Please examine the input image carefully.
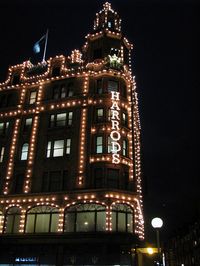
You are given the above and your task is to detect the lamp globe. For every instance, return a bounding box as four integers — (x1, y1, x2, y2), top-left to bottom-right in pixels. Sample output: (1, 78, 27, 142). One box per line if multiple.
(151, 217, 163, 229)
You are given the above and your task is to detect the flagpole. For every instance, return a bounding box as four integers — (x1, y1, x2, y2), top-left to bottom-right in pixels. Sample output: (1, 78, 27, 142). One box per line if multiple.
(42, 29, 49, 63)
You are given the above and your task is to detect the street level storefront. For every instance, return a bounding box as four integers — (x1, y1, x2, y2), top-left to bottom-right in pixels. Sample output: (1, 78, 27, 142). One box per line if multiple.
(0, 233, 138, 265)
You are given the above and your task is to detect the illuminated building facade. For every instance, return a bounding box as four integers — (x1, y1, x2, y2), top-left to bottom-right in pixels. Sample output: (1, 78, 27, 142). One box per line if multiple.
(0, 2, 144, 265)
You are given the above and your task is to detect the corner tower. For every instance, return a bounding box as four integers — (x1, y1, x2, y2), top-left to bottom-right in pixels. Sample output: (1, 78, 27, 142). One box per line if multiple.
(83, 2, 131, 67)
(0, 2, 144, 265)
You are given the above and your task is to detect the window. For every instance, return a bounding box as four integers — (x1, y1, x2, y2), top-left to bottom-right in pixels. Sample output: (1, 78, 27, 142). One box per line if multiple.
(4, 207, 21, 234)
(42, 171, 68, 192)
(0, 94, 15, 108)
(122, 112, 128, 127)
(53, 87, 60, 99)
(64, 204, 106, 233)
(25, 206, 59, 233)
(53, 83, 74, 100)
(52, 66, 61, 77)
(6, 95, 13, 107)
(67, 85, 74, 97)
(47, 142, 52, 158)
(42, 172, 49, 192)
(61, 85, 67, 98)
(0, 121, 9, 135)
(66, 139, 71, 154)
(94, 168, 103, 188)
(108, 136, 119, 154)
(13, 174, 24, 194)
(0, 92, 17, 108)
(47, 139, 71, 158)
(50, 114, 57, 127)
(123, 171, 129, 190)
(56, 113, 67, 126)
(107, 169, 119, 189)
(21, 143, 29, 160)
(111, 204, 133, 233)
(68, 111, 73, 125)
(0, 95, 6, 108)
(50, 113, 66, 127)
(108, 21, 112, 28)
(29, 91, 37, 104)
(96, 108, 104, 122)
(122, 139, 128, 157)
(53, 85, 67, 99)
(96, 136, 103, 154)
(11, 73, 20, 85)
(96, 79, 103, 94)
(108, 109, 111, 121)
(108, 136, 112, 153)
(49, 171, 62, 192)
(108, 80, 118, 92)
(24, 118, 32, 132)
(50, 112, 73, 128)
(0, 147, 5, 163)
(53, 140, 64, 157)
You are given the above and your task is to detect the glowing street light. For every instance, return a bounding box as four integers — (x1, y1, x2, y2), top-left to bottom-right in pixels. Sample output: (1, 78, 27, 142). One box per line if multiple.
(146, 247, 154, 255)
(151, 217, 163, 229)
(151, 217, 163, 265)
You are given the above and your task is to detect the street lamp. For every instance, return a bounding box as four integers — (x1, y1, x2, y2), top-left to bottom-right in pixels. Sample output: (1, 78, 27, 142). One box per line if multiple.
(151, 217, 163, 265)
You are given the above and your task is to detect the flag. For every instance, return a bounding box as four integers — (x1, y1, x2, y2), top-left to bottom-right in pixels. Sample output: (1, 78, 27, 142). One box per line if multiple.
(33, 30, 49, 62)
(33, 34, 46, 54)
(33, 42, 41, 53)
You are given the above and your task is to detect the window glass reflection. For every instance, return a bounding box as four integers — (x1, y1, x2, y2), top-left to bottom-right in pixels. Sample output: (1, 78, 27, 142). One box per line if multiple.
(4, 207, 21, 234)
(111, 204, 133, 233)
(64, 204, 106, 233)
(77, 212, 95, 232)
(25, 206, 59, 233)
(35, 214, 50, 233)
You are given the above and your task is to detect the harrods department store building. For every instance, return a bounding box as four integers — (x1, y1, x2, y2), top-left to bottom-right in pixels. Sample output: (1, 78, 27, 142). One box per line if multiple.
(0, 2, 144, 265)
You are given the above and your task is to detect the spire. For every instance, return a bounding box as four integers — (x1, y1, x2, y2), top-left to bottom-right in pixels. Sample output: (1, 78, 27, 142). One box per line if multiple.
(93, 2, 121, 32)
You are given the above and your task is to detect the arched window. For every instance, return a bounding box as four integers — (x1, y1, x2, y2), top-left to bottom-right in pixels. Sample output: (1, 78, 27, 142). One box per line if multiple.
(25, 206, 59, 233)
(111, 204, 133, 233)
(64, 203, 106, 233)
(21, 143, 29, 160)
(4, 207, 21, 234)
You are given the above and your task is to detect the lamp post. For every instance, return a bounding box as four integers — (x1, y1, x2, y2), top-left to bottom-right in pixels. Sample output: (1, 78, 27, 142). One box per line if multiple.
(151, 217, 163, 265)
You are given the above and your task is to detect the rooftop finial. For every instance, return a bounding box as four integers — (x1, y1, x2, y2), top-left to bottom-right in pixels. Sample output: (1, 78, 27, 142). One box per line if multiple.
(93, 2, 121, 32)
(103, 2, 112, 11)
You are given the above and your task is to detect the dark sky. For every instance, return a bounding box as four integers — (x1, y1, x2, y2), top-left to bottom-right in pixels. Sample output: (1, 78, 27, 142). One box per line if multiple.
(0, 0, 199, 243)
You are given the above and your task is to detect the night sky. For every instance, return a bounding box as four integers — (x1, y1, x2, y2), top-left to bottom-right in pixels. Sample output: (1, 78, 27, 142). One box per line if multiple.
(0, 0, 199, 244)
